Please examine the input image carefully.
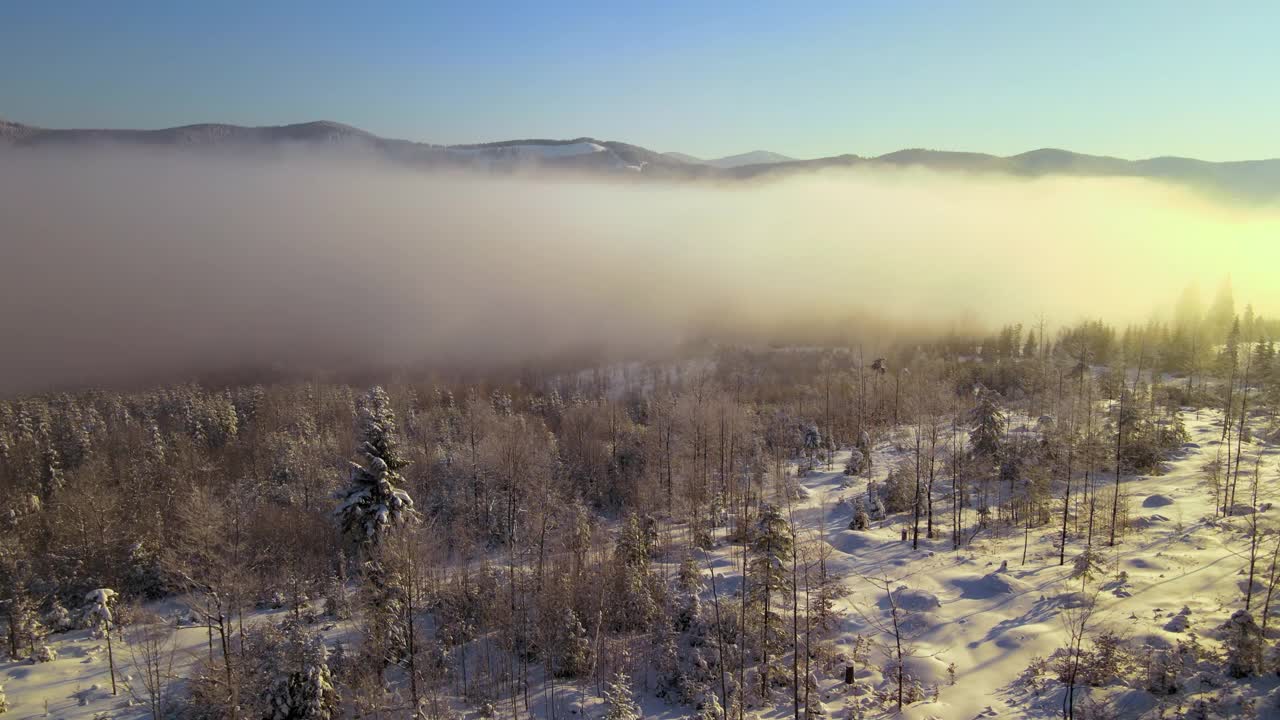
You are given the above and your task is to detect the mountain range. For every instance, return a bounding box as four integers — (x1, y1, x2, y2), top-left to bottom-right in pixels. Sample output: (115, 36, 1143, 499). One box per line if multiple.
(3, 117, 1278, 201)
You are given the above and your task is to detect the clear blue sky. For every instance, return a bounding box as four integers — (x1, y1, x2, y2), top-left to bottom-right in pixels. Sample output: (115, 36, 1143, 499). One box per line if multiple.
(3, 1, 1277, 160)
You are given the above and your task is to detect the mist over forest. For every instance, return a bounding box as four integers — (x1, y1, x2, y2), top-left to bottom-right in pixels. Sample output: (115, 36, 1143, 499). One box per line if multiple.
(5, 139, 1280, 720)
(3, 146, 1278, 395)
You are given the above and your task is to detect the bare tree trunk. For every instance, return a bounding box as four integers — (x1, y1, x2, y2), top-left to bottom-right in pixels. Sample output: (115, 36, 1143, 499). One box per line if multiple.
(1261, 534, 1280, 632)
(1245, 456, 1263, 610)
(106, 618, 118, 696)
(702, 549, 729, 720)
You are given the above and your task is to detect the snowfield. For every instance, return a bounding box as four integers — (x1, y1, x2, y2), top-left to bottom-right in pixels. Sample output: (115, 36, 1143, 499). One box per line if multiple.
(4, 409, 1278, 719)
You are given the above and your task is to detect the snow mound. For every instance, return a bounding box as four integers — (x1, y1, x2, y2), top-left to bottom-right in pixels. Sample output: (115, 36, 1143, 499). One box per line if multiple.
(891, 586, 941, 612)
(1109, 688, 1160, 717)
(1125, 556, 1169, 572)
(829, 530, 878, 555)
(1142, 494, 1175, 508)
(952, 571, 1032, 599)
(898, 610, 941, 635)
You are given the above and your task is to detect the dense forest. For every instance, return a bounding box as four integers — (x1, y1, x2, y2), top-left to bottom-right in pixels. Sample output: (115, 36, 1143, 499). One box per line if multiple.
(3, 280, 1280, 719)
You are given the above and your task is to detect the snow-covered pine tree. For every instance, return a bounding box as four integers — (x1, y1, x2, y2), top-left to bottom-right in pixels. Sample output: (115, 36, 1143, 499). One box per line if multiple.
(44, 599, 73, 633)
(248, 618, 340, 720)
(556, 607, 592, 678)
(844, 448, 865, 476)
(37, 425, 63, 502)
(84, 588, 118, 693)
(849, 497, 871, 531)
(602, 668, 641, 720)
(83, 587, 118, 636)
(749, 503, 793, 697)
(335, 386, 417, 551)
(6, 593, 47, 659)
(611, 514, 661, 631)
(969, 387, 1005, 461)
(696, 688, 723, 720)
(864, 482, 886, 521)
(1223, 609, 1264, 677)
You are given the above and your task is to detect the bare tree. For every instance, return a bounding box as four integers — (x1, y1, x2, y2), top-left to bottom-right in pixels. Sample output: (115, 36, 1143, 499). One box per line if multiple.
(122, 608, 179, 720)
(1058, 590, 1101, 720)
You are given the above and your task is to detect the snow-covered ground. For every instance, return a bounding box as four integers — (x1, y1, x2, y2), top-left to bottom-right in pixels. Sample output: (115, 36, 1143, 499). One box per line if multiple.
(5, 409, 1277, 719)
(772, 409, 1280, 718)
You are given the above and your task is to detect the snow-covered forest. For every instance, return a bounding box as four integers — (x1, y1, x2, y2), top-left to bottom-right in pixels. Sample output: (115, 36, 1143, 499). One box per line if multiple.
(4, 282, 1280, 719)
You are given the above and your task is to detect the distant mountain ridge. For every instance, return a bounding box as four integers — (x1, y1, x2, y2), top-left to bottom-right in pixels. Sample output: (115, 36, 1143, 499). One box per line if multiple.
(662, 149, 798, 168)
(4, 118, 1278, 201)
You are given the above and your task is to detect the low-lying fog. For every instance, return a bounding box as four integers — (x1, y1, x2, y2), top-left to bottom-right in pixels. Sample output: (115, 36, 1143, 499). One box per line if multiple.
(2, 148, 1277, 394)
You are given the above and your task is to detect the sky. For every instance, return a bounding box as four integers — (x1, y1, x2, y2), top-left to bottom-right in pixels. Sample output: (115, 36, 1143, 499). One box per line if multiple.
(2, 1, 1278, 161)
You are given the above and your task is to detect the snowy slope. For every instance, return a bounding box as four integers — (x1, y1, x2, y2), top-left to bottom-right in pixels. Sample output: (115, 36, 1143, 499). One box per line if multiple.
(771, 409, 1280, 718)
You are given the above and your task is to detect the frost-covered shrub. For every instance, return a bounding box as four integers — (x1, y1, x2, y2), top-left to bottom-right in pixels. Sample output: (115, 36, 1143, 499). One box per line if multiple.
(30, 643, 57, 663)
(44, 600, 74, 634)
(1081, 630, 1133, 686)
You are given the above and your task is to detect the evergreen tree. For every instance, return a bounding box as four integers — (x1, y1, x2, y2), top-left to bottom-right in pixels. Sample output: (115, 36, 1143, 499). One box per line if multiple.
(1223, 609, 1264, 677)
(849, 498, 871, 531)
(749, 503, 793, 696)
(334, 386, 416, 550)
(969, 388, 1005, 462)
(611, 514, 661, 631)
(247, 618, 340, 720)
(602, 668, 641, 720)
(555, 608, 592, 678)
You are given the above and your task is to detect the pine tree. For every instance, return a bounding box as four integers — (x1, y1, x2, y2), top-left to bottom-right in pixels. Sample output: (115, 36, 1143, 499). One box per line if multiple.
(44, 599, 73, 633)
(849, 498, 871, 531)
(249, 618, 340, 720)
(602, 669, 641, 720)
(555, 608, 591, 678)
(1223, 609, 1264, 677)
(84, 588, 118, 694)
(969, 388, 1004, 461)
(611, 514, 660, 631)
(749, 503, 793, 697)
(7, 593, 48, 659)
(334, 386, 416, 550)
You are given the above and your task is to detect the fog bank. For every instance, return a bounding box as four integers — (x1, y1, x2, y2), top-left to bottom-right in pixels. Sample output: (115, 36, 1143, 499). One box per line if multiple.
(2, 149, 1278, 394)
